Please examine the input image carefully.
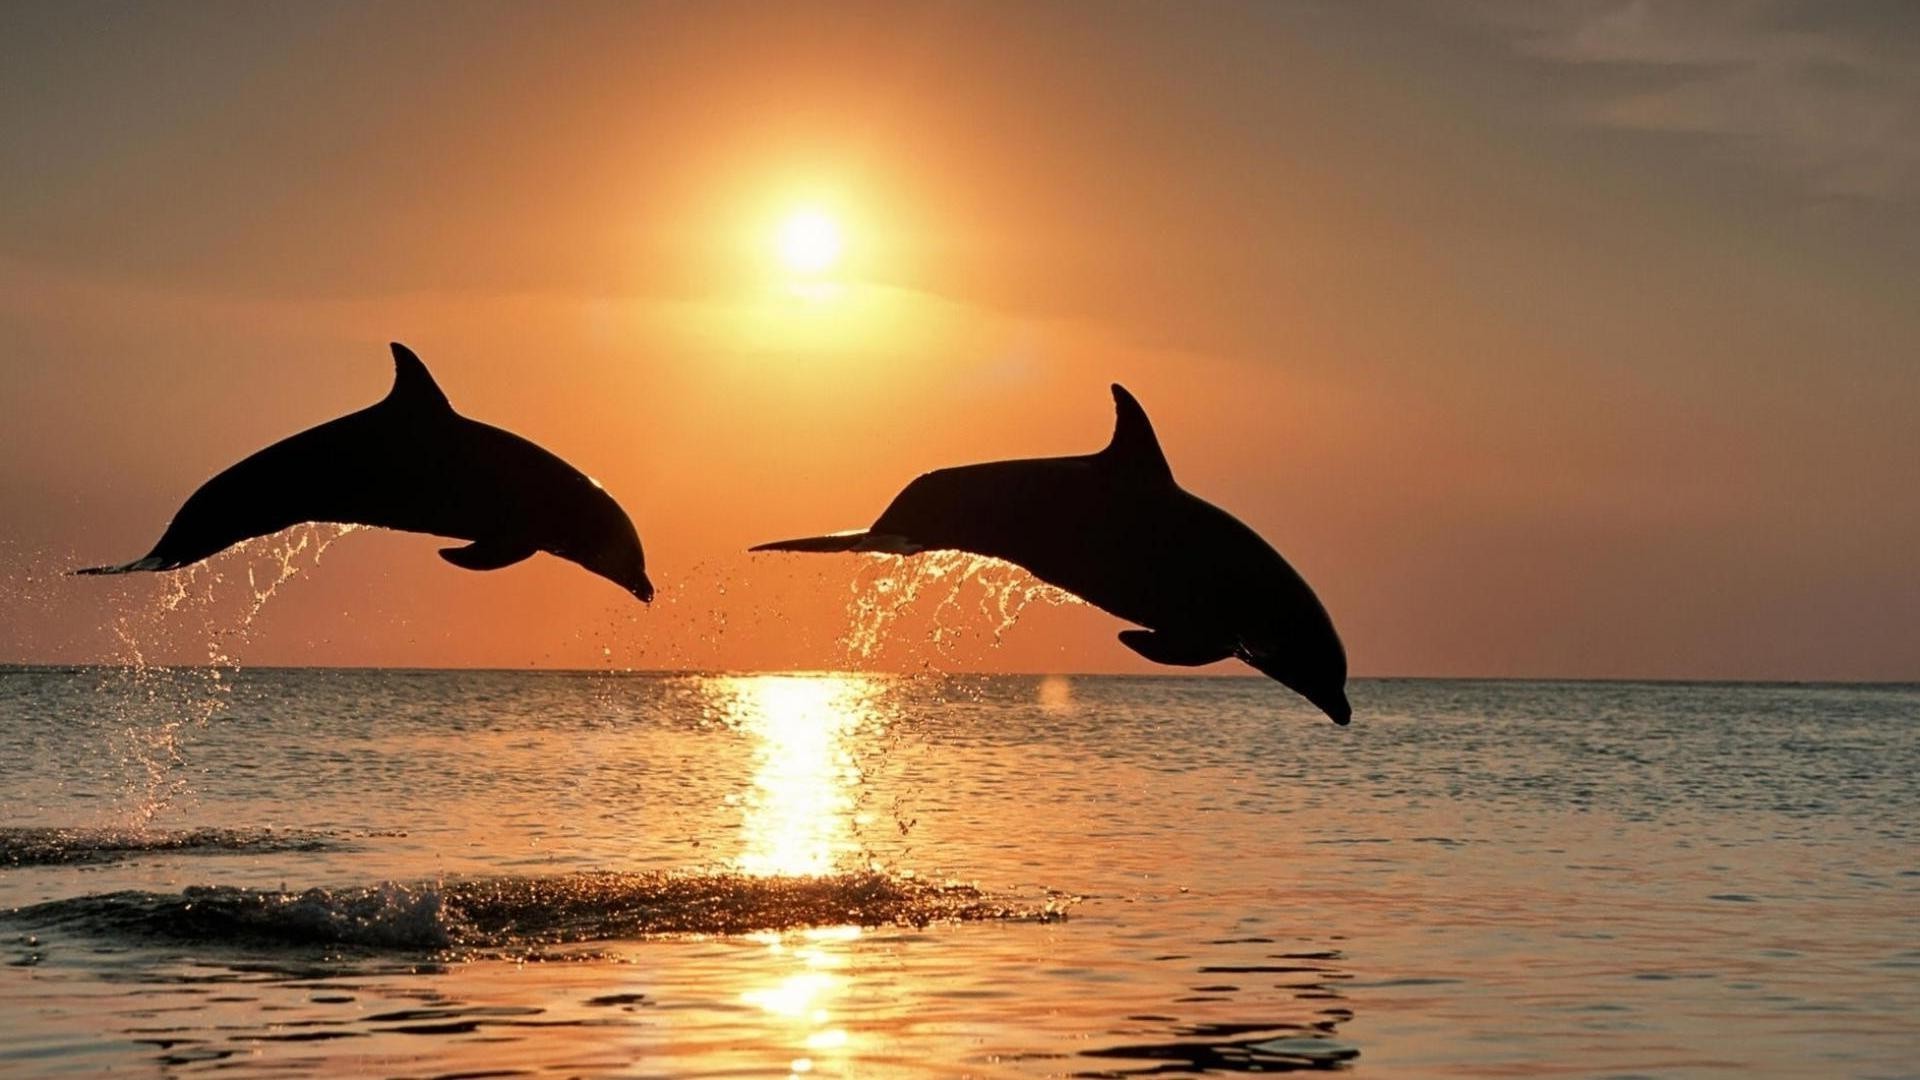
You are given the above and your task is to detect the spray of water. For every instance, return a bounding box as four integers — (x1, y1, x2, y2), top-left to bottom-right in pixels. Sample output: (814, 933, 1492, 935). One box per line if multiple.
(96, 525, 359, 825)
(840, 551, 1081, 665)
(827, 552, 1083, 874)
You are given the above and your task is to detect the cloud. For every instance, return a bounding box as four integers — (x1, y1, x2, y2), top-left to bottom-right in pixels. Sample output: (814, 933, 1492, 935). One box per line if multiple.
(1484, 0, 1920, 199)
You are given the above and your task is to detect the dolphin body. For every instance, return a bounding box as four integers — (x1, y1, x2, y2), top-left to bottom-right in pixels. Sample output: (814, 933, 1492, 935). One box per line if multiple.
(751, 386, 1349, 724)
(78, 343, 654, 603)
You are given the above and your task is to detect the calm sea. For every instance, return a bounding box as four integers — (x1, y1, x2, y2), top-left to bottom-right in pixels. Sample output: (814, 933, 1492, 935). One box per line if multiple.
(0, 668, 1915, 1078)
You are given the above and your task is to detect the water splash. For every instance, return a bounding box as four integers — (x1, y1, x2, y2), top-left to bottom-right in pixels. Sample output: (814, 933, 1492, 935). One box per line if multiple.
(840, 551, 1081, 664)
(826, 560, 1082, 875)
(5, 871, 1073, 955)
(94, 525, 359, 824)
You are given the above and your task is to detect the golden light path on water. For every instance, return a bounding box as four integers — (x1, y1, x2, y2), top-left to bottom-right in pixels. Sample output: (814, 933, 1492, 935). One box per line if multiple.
(707, 673, 887, 1076)
(715, 674, 880, 877)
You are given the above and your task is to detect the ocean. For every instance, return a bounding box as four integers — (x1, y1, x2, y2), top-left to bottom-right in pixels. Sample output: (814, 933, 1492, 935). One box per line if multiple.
(1, 667, 1915, 1078)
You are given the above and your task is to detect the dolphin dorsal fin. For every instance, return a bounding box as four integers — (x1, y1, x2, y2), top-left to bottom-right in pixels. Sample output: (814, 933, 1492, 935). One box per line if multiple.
(385, 342, 453, 413)
(1102, 384, 1173, 483)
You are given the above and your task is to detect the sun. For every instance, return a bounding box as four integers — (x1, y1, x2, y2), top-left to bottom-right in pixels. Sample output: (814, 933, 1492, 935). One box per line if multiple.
(776, 209, 843, 274)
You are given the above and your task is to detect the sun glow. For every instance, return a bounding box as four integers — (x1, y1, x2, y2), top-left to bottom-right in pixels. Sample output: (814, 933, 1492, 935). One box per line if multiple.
(776, 209, 844, 274)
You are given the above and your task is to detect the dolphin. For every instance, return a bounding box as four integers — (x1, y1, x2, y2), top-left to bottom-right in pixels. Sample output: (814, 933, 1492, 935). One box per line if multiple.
(751, 386, 1349, 724)
(77, 343, 654, 602)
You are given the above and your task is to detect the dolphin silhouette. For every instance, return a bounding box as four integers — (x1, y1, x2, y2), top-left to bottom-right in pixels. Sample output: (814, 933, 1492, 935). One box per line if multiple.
(77, 343, 654, 602)
(751, 386, 1349, 724)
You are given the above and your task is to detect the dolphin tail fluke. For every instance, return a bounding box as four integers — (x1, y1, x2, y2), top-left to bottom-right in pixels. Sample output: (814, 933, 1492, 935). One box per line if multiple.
(750, 530, 922, 555)
(750, 530, 873, 553)
(73, 555, 173, 576)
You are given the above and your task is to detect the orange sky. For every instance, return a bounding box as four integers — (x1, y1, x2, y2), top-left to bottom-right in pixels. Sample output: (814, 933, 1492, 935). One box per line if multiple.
(3, 2, 1917, 678)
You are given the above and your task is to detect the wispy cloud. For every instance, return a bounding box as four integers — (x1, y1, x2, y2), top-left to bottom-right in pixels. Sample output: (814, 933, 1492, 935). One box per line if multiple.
(1483, 0, 1920, 199)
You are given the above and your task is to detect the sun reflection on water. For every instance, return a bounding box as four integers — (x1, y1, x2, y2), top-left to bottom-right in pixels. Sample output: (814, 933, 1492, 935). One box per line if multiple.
(704, 676, 883, 1075)
(707, 674, 883, 877)
(738, 924, 863, 1076)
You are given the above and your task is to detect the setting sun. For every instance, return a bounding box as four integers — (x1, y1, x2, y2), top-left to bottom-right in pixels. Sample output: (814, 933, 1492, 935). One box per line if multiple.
(777, 209, 844, 274)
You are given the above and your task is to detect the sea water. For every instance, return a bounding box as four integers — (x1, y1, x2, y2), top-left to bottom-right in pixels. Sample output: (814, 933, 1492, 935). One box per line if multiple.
(0, 668, 1915, 1077)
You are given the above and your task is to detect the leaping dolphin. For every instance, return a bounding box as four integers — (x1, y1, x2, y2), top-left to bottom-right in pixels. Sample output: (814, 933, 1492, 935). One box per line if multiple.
(78, 343, 654, 603)
(751, 386, 1349, 724)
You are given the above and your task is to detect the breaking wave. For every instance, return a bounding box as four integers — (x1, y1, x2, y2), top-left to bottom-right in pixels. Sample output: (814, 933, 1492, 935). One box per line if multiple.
(5, 871, 1071, 954)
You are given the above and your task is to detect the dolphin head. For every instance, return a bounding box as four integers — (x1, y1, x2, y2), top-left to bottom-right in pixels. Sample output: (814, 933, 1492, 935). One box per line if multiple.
(1266, 655, 1350, 726)
(1240, 612, 1351, 726)
(554, 481, 654, 603)
(581, 530, 654, 604)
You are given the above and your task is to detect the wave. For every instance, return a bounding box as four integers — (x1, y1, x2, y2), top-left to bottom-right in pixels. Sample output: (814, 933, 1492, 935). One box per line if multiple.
(0, 826, 341, 868)
(4, 871, 1070, 953)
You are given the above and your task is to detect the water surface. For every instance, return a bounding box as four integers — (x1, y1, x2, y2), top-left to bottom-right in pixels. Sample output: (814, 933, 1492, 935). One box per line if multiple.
(2, 669, 1916, 1077)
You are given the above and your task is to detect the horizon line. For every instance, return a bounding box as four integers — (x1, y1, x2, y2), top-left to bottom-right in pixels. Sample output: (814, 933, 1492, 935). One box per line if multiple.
(0, 662, 1914, 688)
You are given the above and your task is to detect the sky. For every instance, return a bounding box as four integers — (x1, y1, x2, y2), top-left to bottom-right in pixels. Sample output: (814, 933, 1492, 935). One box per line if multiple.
(2, 1, 1916, 679)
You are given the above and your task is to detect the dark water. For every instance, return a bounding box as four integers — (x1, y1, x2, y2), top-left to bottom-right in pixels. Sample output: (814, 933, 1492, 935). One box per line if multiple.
(1, 668, 1916, 1077)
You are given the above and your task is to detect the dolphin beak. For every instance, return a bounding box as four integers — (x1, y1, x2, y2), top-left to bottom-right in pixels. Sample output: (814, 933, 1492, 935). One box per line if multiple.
(631, 573, 655, 604)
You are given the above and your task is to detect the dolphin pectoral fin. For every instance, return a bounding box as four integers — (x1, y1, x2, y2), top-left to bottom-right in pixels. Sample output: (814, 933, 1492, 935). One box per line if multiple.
(438, 539, 538, 572)
(1117, 629, 1235, 667)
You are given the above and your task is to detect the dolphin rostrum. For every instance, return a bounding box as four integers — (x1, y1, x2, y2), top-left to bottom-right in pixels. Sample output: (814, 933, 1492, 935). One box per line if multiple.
(78, 343, 654, 602)
(751, 386, 1349, 723)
